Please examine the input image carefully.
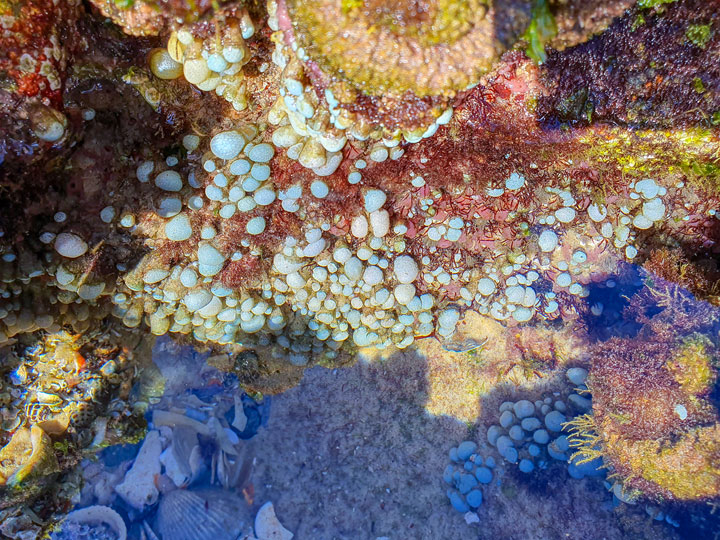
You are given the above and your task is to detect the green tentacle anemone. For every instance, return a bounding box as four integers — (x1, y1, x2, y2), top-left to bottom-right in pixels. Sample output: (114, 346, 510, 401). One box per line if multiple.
(287, 0, 503, 99)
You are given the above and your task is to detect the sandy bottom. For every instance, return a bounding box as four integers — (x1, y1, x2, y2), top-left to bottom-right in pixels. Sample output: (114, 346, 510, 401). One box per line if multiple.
(248, 348, 678, 540)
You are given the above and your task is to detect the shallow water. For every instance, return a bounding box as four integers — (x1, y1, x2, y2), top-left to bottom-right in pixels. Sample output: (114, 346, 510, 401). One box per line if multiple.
(49, 265, 720, 540)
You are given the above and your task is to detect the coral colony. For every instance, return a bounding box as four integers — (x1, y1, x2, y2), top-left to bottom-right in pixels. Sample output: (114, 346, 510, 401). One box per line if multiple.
(0, 0, 719, 537)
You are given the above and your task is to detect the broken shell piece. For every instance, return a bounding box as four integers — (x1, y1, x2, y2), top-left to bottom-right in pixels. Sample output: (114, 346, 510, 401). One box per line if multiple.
(58, 505, 127, 540)
(0, 425, 59, 486)
(115, 430, 162, 510)
(254, 502, 294, 540)
(37, 411, 71, 436)
(160, 426, 203, 488)
(232, 396, 248, 432)
(171, 425, 201, 474)
(160, 447, 189, 489)
(152, 409, 212, 436)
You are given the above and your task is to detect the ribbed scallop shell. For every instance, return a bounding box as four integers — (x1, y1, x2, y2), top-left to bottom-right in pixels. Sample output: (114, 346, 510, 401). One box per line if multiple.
(156, 488, 251, 540)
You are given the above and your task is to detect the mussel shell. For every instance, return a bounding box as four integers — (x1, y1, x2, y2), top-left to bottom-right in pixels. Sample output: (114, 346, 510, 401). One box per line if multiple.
(156, 488, 251, 540)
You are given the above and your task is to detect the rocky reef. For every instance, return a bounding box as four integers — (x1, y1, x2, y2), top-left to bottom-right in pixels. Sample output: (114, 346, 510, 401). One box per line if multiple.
(1, 0, 719, 536)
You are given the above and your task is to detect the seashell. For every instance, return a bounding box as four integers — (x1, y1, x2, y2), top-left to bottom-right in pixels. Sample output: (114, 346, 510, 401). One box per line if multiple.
(1, 511, 43, 539)
(25, 402, 54, 424)
(35, 390, 63, 405)
(171, 426, 199, 476)
(216, 449, 238, 489)
(54, 505, 127, 540)
(232, 396, 248, 432)
(2, 413, 22, 432)
(0, 425, 59, 486)
(37, 410, 71, 436)
(115, 430, 162, 510)
(254, 502, 293, 540)
(141, 520, 160, 540)
(156, 488, 252, 540)
(68, 400, 96, 427)
(160, 427, 203, 489)
(152, 409, 212, 436)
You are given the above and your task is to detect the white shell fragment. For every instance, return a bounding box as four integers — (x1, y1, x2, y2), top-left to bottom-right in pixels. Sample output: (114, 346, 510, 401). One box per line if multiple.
(115, 430, 162, 510)
(255, 502, 294, 540)
(62, 506, 127, 540)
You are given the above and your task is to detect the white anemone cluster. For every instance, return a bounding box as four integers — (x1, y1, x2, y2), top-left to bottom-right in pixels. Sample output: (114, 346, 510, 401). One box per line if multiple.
(265, 28, 452, 174)
(151, 17, 256, 112)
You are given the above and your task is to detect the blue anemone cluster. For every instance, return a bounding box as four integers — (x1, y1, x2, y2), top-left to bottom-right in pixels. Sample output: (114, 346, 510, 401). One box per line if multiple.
(443, 441, 496, 513)
(486, 397, 572, 473)
(443, 369, 609, 516)
(484, 368, 601, 476)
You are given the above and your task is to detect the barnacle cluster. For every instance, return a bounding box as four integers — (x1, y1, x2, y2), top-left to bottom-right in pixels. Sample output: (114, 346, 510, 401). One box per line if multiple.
(1, 0, 720, 531)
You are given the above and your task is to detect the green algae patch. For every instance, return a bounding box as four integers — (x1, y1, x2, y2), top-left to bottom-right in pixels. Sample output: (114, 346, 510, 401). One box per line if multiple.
(667, 335, 718, 396)
(686, 24, 712, 49)
(693, 76, 706, 94)
(631, 14, 646, 32)
(341, 0, 362, 13)
(628, 426, 720, 501)
(637, 0, 677, 8)
(522, 0, 557, 64)
(575, 127, 720, 196)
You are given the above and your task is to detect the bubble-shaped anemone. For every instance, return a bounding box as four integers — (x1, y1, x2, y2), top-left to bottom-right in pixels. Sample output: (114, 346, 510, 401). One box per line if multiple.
(283, 0, 507, 128)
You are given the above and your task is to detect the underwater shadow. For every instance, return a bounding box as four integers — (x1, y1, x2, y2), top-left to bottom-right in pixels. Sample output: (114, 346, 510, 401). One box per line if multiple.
(245, 345, 680, 540)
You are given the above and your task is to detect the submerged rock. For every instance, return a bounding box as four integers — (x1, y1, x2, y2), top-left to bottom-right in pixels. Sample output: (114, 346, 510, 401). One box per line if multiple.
(0, 425, 59, 487)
